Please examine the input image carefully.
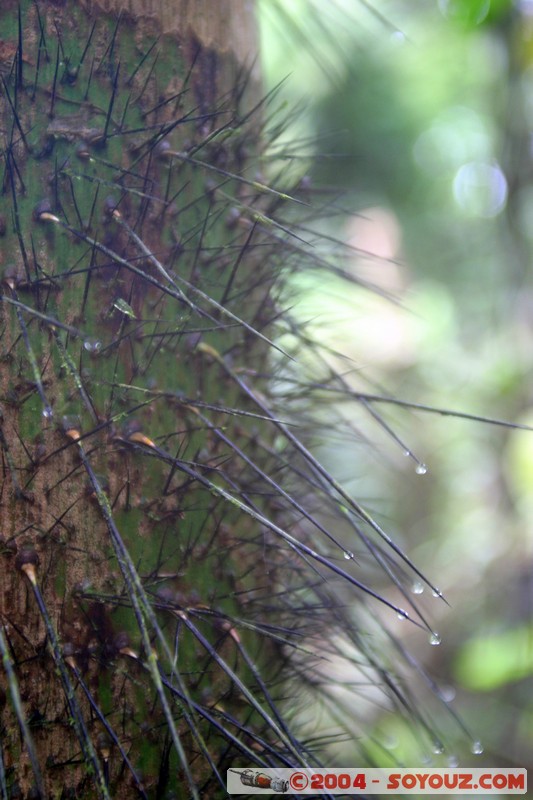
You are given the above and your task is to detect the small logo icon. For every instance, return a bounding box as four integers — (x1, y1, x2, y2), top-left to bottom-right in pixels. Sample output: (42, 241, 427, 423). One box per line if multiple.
(229, 769, 289, 793)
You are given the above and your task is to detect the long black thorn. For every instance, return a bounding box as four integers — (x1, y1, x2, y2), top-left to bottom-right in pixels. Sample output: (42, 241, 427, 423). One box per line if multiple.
(28, 237, 45, 311)
(50, 155, 61, 220)
(44, 495, 81, 538)
(0, 746, 7, 800)
(127, 436, 428, 627)
(6, 169, 29, 283)
(154, 664, 274, 767)
(387, 627, 475, 741)
(112, 213, 294, 360)
(160, 146, 308, 207)
(103, 61, 120, 144)
(52, 329, 98, 422)
(126, 38, 159, 86)
(84, 56, 95, 101)
(0, 294, 90, 340)
(191, 405, 360, 564)
(162, 153, 176, 207)
(15, 555, 110, 799)
(233, 56, 259, 109)
(153, 679, 227, 794)
(116, 109, 224, 164)
(187, 114, 245, 158)
(87, 182, 101, 232)
(132, 48, 159, 105)
(189, 191, 213, 280)
(62, 158, 158, 196)
(101, 11, 122, 79)
(58, 220, 214, 318)
(357, 526, 440, 630)
(1, 78, 30, 153)
(16, 6, 23, 89)
(220, 222, 257, 307)
(135, 147, 155, 231)
(105, 329, 128, 412)
(287, 376, 533, 434)
(66, 174, 84, 231)
(225, 625, 306, 758)
(102, 328, 149, 370)
(68, 435, 202, 800)
(64, 653, 149, 799)
(118, 88, 132, 132)
(0, 422, 25, 500)
(0, 627, 45, 798)
(211, 348, 446, 601)
(8, 142, 26, 195)
(49, 44, 60, 117)
(142, 88, 189, 119)
(79, 242, 96, 320)
(78, 20, 96, 69)
(54, 215, 282, 370)
(361, 397, 426, 470)
(175, 612, 308, 765)
(52, 19, 66, 62)
(360, 392, 533, 431)
(34, 2, 49, 62)
(233, 74, 292, 133)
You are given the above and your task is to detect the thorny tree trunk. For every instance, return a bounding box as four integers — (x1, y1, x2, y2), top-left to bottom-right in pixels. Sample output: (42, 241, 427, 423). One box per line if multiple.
(0, 2, 278, 797)
(0, 1, 477, 799)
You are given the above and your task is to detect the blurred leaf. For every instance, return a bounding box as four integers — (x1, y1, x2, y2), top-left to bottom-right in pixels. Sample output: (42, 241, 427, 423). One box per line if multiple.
(454, 626, 533, 690)
(505, 412, 533, 507)
(439, 0, 512, 28)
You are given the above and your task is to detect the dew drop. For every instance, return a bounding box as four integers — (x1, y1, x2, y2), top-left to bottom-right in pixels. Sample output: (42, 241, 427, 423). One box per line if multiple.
(397, 612, 406, 621)
(403, 449, 412, 458)
(415, 462, 428, 475)
(382, 734, 399, 751)
(83, 338, 102, 354)
(429, 631, 441, 646)
(448, 755, 459, 768)
(411, 580, 424, 595)
(432, 742, 444, 755)
(42, 405, 53, 419)
(471, 740, 483, 755)
(391, 30, 406, 45)
(343, 550, 354, 561)
(432, 588, 443, 599)
(438, 684, 456, 703)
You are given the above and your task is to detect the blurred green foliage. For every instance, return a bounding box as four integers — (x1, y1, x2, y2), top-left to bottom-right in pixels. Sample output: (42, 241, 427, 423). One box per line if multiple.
(260, 0, 532, 772)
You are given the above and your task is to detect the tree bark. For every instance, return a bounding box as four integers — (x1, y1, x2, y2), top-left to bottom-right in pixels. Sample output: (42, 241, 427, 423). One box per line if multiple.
(0, 2, 284, 797)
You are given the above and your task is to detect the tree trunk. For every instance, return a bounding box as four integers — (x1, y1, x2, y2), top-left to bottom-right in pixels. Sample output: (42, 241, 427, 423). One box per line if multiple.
(0, 2, 284, 797)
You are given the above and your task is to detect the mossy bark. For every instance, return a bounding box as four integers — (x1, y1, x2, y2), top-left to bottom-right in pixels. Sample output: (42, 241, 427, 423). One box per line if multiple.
(0, 2, 289, 797)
